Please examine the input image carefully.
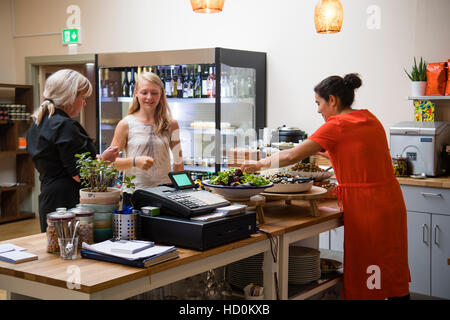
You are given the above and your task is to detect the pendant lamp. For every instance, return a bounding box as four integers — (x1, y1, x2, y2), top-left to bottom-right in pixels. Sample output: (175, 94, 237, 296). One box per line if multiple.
(190, 0, 225, 13)
(314, 0, 343, 34)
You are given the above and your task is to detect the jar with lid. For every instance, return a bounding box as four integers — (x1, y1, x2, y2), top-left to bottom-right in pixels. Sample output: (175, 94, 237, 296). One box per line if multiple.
(70, 204, 94, 248)
(392, 156, 408, 177)
(46, 208, 75, 253)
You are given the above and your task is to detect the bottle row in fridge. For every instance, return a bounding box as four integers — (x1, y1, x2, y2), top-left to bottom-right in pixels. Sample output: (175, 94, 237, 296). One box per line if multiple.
(99, 64, 256, 100)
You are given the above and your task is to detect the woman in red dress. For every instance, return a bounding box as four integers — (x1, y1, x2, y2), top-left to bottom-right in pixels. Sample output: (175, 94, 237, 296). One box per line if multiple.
(241, 73, 411, 300)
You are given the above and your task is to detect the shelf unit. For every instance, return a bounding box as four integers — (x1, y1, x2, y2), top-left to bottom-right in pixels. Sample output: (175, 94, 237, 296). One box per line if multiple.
(408, 96, 450, 100)
(0, 84, 35, 224)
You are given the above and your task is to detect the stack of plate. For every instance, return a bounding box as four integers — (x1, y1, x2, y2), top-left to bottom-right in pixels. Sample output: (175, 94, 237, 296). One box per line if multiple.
(227, 253, 264, 290)
(288, 246, 321, 284)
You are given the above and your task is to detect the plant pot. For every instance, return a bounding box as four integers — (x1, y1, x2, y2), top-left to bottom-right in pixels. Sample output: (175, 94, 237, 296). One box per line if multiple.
(411, 81, 427, 97)
(79, 188, 121, 242)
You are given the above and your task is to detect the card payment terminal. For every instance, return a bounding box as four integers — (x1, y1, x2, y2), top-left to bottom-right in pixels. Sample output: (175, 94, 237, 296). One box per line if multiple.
(132, 171, 230, 218)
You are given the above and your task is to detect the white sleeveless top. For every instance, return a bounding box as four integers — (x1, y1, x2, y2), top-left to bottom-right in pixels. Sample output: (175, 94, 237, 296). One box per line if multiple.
(124, 114, 171, 189)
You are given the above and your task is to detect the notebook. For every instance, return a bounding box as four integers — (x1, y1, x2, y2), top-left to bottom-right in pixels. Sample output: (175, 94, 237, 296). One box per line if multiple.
(0, 250, 38, 264)
(110, 240, 154, 255)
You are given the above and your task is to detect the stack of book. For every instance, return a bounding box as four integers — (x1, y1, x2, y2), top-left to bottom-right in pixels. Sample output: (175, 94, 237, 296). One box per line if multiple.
(80, 240, 179, 268)
(0, 243, 38, 264)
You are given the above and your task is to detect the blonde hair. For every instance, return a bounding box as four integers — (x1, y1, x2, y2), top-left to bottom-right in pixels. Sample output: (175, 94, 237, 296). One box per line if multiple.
(33, 69, 92, 125)
(128, 72, 172, 136)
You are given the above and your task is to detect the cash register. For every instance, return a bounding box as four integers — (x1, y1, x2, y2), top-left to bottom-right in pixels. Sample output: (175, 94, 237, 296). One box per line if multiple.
(132, 171, 257, 251)
(132, 171, 230, 218)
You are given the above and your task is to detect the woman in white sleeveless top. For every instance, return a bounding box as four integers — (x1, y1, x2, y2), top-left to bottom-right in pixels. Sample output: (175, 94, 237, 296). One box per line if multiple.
(111, 72, 184, 189)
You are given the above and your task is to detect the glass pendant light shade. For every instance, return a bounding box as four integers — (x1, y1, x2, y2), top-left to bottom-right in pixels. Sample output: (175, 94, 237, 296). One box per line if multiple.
(314, 0, 343, 34)
(190, 0, 225, 13)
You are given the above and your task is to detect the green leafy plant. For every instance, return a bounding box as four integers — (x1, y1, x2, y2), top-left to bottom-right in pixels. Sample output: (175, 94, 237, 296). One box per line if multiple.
(404, 57, 427, 81)
(75, 152, 135, 192)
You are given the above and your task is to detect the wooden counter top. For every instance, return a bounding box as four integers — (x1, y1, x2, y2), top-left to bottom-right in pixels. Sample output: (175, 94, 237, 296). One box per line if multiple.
(0, 200, 342, 295)
(396, 176, 450, 189)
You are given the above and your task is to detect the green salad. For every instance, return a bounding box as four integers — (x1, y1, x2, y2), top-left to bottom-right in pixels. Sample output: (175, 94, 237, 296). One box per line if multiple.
(208, 168, 270, 187)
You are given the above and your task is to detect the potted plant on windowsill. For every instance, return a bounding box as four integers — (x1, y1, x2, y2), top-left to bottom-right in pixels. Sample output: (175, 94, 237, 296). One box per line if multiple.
(405, 57, 427, 97)
(75, 152, 135, 242)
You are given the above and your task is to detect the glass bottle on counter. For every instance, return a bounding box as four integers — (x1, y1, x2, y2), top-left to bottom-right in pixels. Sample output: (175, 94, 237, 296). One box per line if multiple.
(121, 70, 129, 97)
(70, 205, 94, 248)
(182, 67, 189, 98)
(46, 208, 75, 253)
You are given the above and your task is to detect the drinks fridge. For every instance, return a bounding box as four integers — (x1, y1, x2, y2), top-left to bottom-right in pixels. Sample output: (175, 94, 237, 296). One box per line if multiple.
(96, 48, 267, 178)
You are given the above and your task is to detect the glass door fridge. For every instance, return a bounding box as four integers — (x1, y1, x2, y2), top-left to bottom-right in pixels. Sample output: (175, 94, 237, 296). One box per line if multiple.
(96, 48, 266, 178)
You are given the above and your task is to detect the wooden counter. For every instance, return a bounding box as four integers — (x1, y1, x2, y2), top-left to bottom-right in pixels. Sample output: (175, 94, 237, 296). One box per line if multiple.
(0, 200, 342, 300)
(396, 176, 450, 189)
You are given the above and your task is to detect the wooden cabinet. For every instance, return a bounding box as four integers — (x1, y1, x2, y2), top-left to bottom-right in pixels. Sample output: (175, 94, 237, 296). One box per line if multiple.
(402, 185, 450, 299)
(0, 84, 35, 224)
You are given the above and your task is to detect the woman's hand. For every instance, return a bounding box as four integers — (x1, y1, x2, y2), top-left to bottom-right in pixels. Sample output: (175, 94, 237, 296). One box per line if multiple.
(101, 146, 119, 162)
(135, 156, 154, 170)
(240, 160, 261, 174)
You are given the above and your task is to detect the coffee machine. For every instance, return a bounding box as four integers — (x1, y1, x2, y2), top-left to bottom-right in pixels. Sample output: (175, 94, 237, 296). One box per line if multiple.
(389, 121, 450, 176)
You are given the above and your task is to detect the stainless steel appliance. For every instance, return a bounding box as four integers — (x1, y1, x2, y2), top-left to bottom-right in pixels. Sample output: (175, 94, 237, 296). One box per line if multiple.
(389, 121, 450, 176)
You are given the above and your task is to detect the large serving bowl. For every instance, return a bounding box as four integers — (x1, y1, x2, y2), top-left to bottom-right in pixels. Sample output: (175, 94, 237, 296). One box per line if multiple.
(202, 180, 274, 201)
(264, 180, 313, 194)
(289, 170, 333, 181)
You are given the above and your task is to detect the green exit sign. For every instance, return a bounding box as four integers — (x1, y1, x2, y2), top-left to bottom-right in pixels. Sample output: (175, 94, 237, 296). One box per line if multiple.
(62, 28, 81, 45)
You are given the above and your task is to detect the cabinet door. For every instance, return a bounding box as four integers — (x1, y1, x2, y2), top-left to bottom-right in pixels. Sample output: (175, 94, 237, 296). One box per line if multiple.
(431, 214, 450, 299)
(330, 226, 344, 252)
(407, 211, 431, 295)
(319, 231, 330, 250)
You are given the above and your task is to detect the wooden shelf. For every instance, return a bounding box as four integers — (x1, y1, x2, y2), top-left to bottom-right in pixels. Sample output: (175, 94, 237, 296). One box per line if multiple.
(408, 96, 450, 100)
(288, 273, 343, 300)
(0, 84, 34, 225)
(0, 212, 35, 224)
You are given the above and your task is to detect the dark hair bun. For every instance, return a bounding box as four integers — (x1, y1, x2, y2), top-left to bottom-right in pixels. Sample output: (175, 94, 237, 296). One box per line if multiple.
(343, 73, 362, 90)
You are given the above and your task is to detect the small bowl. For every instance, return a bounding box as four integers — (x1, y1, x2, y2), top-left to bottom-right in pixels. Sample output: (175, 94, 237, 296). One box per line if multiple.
(202, 180, 273, 201)
(289, 170, 333, 181)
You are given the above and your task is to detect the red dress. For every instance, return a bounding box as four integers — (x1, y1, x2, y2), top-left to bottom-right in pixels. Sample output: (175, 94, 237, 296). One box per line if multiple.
(309, 109, 411, 299)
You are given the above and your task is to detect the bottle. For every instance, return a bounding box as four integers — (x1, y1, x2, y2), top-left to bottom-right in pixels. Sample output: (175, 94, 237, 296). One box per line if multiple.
(137, 66, 142, 78)
(159, 66, 165, 86)
(101, 69, 109, 98)
(172, 67, 177, 97)
(128, 68, 136, 97)
(177, 66, 184, 98)
(188, 69, 194, 98)
(201, 65, 209, 98)
(182, 67, 189, 98)
(207, 66, 215, 98)
(165, 68, 172, 97)
(121, 70, 129, 97)
(194, 65, 202, 98)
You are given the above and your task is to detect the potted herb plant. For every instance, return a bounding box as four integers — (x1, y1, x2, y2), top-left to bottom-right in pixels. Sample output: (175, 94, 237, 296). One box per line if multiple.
(405, 57, 427, 97)
(75, 152, 135, 242)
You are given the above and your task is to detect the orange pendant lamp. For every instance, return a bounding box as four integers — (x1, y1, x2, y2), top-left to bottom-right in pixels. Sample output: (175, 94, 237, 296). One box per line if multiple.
(190, 0, 225, 13)
(314, 0, 344, 34)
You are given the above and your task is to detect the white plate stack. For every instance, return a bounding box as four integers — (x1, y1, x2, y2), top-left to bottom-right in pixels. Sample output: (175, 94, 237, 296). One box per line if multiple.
(227, 253, 264, 290)
(288, 246, 321, 284)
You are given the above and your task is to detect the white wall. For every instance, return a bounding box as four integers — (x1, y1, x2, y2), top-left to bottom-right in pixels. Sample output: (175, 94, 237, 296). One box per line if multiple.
(0, 0, 16, 83)
(2, 0, 450, 136)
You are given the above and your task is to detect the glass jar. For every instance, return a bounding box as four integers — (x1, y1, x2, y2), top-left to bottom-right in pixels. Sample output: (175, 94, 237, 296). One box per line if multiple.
(392, 157, 408, 177)
(70, 204, 95, 248)
(46, 208, 75, 253)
